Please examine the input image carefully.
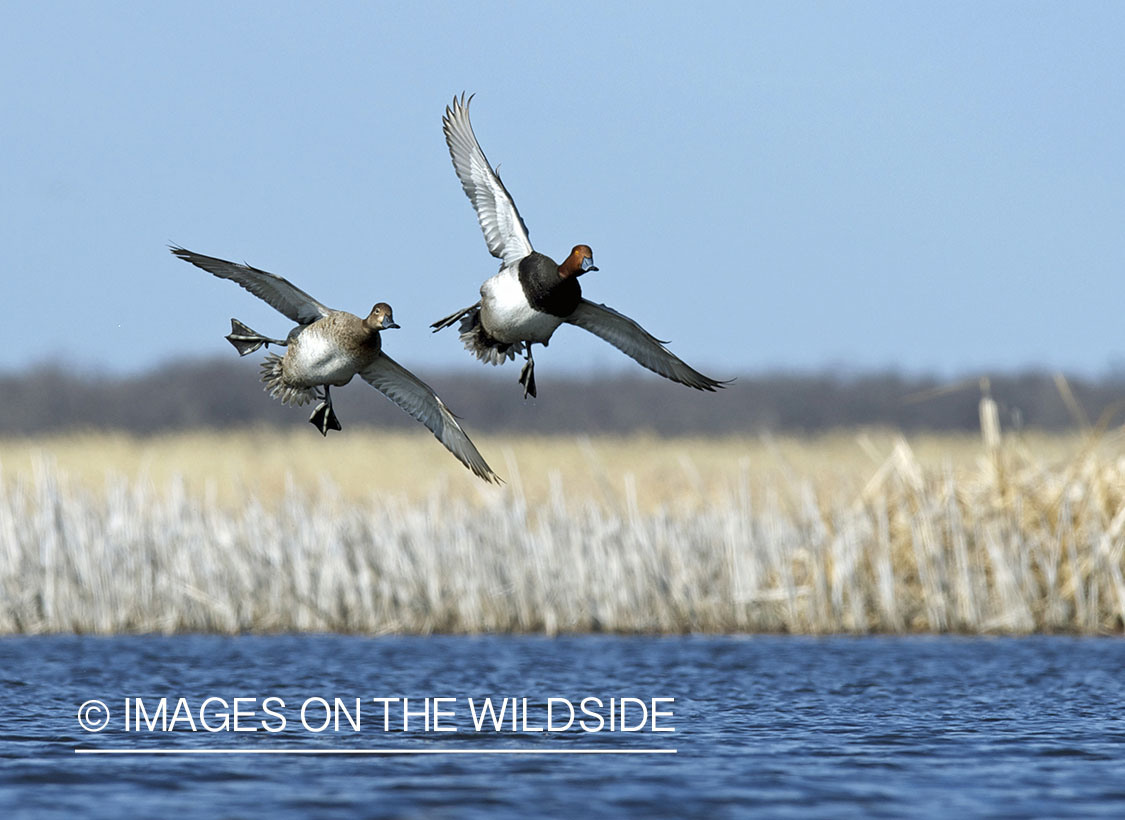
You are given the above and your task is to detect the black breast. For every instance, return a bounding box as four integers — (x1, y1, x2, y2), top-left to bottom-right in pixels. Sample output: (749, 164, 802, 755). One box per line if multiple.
(517, 252, 582, 317)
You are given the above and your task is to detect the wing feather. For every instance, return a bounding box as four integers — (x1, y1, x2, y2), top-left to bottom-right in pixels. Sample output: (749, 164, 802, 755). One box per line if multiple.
(171, 246, 331, 325)
(566, 300, 729, 392)
(361, 354, 500, 483)
(442, 93, 534, 268)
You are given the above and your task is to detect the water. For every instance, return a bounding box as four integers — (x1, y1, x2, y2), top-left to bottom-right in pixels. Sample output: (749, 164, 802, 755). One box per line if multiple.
(2, 635, 1124, 818)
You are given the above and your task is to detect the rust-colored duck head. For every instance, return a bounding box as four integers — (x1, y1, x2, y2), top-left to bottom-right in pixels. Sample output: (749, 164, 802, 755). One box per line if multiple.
(558, 245, 598, 279)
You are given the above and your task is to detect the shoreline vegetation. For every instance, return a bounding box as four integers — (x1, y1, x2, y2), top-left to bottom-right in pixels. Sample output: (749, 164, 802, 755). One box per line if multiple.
(2, 394, 1125, 635)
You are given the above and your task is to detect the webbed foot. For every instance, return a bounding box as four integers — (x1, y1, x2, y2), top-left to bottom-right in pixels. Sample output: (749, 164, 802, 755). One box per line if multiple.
(309, 400, 342, 436)
(518, 358, 537, 399)
(431, 302, 480, 332)
(226, 318, 288, 357)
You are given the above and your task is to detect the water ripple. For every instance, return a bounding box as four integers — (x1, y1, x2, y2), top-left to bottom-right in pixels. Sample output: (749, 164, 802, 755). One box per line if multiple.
(1, 635, 1124, 818)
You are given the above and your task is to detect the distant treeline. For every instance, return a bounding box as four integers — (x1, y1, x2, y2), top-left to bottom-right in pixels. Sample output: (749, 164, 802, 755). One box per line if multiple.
(2, 359, 1124, 436)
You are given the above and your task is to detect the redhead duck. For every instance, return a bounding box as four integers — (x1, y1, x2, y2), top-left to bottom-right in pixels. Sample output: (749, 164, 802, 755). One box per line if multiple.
(172, 246, 499, 483)
(432, 93, 728, 398)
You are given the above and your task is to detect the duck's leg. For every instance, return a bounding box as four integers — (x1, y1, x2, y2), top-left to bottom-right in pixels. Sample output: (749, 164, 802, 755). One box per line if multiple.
(431, 302, 481, 332)
(518, 346, 537, 399)
(309, 385, 343, 436)
(226, 318, 289, 357)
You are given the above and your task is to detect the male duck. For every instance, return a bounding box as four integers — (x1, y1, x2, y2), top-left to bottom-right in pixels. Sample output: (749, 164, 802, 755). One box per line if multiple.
(432, 93, 728, 398)
(172, 246, 499, 484)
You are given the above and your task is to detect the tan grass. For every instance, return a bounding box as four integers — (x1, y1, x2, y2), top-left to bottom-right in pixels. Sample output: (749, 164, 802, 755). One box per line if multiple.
(2, 413, 1125, 635)
(0, 427, 1081, 508)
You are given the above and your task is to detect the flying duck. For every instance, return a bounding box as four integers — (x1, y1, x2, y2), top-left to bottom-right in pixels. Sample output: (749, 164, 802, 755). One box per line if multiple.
(172, 246, 499, 483)
(432, 93, 728, 398)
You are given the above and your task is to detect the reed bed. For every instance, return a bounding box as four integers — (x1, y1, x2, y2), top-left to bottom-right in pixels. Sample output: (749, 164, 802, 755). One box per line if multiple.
(2, 402, 1125, 634)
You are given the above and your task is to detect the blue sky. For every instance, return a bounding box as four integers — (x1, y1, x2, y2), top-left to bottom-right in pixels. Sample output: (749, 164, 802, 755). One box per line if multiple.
(3, 1, 1123, 378)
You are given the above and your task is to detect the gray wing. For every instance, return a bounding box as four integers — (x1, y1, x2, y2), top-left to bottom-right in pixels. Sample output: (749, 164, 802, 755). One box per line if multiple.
(566, 300, 729, 392)
(442, 93, 534, 268)
(361, 353, 500, 484)
(171, 246, 332, 325)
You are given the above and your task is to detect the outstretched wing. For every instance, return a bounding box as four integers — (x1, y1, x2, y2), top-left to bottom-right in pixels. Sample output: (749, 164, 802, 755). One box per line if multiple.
(442, 93, 534, 268)
(171, 246, 332, 325)
(566, 300, 729, 392)
(361, 353, 500, 484)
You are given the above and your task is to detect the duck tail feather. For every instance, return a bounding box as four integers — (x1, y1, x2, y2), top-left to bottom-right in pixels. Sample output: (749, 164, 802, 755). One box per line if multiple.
(456, 309, 522, 365)
(259, 353, 318, 406)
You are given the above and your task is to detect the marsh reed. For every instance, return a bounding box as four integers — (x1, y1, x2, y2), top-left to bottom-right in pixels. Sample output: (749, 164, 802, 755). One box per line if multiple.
(2, 397, 1125, 634)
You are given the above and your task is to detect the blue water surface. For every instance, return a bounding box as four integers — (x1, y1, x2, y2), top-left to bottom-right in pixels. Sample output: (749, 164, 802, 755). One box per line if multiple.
(2, 635, 1124, 818)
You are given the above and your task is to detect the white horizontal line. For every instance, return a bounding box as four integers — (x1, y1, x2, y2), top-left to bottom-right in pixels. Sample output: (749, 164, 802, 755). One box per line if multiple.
(75, 748, 676, 756)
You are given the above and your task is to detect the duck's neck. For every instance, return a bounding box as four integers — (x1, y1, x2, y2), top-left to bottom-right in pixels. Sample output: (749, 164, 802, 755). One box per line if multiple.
(518, 251, 582, 317)
(557, 253, 584, 280)
(346, 316, 380, 348)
